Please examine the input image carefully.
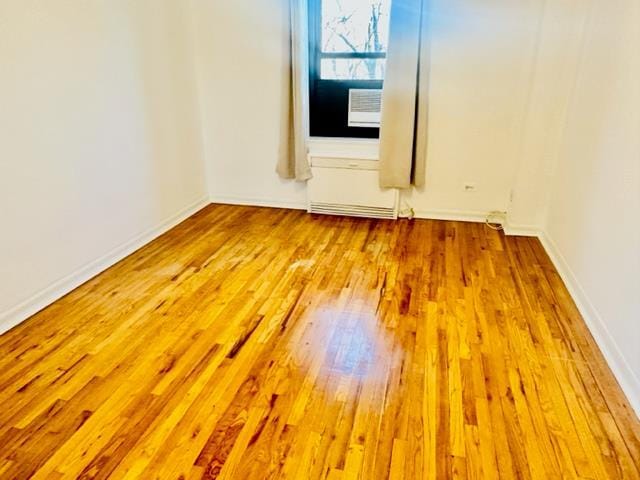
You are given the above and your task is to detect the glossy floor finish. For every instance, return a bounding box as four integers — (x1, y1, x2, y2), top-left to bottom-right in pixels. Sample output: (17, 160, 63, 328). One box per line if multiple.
(0, 205, 638, 480)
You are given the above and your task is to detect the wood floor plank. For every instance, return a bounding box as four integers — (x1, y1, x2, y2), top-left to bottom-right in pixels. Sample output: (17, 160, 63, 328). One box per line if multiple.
(1, 204, 638, 479)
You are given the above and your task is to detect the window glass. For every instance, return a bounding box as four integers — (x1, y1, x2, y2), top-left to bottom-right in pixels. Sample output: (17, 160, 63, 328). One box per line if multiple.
(321, 0, 391, 54)
(320, 57, 386, 81)
(309, 0, 390, 137)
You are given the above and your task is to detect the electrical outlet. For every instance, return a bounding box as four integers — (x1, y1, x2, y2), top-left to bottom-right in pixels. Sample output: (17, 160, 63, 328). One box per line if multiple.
(464, 183, 476, 193)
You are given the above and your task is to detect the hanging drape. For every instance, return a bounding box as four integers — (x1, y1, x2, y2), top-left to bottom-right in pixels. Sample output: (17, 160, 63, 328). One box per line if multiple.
(379, 0, 430, 189)
(277, 0, 312, 182)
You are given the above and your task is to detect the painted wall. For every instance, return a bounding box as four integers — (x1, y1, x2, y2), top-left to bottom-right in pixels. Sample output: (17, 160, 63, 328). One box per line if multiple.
(190, 0, 545, 216)
(0, 1, 207, 328)
(541, 0, 640, 408)
(191, 0, 307, 209)
(404, 0, 543, 217)
(507, 0, 591, 231)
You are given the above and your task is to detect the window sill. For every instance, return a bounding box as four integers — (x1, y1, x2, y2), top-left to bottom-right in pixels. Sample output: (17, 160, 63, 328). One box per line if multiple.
(308, 137, 379, 161)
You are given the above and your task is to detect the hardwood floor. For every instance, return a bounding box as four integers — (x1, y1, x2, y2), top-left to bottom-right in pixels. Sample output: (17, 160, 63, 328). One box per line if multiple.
(0, 204, 638, 479)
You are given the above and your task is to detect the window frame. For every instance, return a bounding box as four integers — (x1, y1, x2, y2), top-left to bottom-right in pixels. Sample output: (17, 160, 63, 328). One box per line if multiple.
(308, 0, 386, 139)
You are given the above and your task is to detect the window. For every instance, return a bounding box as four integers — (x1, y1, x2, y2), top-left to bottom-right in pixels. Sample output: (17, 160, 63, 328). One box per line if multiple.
(309, 0, 391, 138)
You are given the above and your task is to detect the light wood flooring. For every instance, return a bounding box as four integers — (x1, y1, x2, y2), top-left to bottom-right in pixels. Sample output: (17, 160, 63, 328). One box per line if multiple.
(0, 204, 639, 479)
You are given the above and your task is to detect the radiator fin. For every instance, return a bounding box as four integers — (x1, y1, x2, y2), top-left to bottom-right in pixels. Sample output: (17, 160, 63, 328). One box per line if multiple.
(309, 202, 397, 220)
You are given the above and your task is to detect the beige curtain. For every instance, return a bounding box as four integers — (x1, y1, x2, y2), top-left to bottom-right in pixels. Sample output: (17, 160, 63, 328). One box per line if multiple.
(277, 0, 312, 182)
(379, 0, 430, 189)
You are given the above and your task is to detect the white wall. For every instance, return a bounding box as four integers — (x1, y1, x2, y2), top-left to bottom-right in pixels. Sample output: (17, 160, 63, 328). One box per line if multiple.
(190, 0, 545, 217)
(507, 0, 591, 231)
(190, 0, 307, 209)
(0, 1, 208, 330)
(540, 0, 640, 411)
(405, 0, 543, 218)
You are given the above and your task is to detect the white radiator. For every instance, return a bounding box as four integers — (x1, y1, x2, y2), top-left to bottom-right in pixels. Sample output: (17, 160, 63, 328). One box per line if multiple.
(307, 156, 398, 220)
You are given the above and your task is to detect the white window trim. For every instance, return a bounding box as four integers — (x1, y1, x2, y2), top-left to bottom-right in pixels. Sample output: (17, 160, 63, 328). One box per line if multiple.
(307, 137, 380, 161)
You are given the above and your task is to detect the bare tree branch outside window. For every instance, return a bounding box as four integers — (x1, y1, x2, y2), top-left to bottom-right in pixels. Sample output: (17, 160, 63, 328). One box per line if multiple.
(320, 0, 390, 80)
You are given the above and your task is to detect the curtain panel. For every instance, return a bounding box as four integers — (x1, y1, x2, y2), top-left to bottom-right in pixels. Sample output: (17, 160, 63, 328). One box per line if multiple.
(277, 0, 312, 182)
(379, 0, 430, 189)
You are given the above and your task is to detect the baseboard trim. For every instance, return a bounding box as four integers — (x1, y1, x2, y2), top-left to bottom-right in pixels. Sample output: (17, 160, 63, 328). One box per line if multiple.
(503, 223, 542, 237)
(413, 209, 488, 223)
(209, 194, 307, 211)
(209, 200, 489, 224)
(0, 196, 210, 336)
(538, 232, 640, 417)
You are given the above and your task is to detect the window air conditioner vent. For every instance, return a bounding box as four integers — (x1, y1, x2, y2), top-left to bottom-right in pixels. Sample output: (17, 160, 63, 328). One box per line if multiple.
(348, 89, 382, 128)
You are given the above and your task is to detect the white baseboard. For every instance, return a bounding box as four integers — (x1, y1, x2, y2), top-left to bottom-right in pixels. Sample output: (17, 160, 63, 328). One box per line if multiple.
(412, 211, 542, 238)
(413, 209, 488, 223)
(0, 196, 210, 336)
(538, 232, 640, 417)
(209, 194, 307, 211)
(210, 196, 491, 225)
(503, 223, 542, 237)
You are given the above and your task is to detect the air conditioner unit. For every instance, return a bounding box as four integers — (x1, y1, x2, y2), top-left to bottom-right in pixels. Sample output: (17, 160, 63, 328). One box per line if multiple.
(348, 89, 382, 128)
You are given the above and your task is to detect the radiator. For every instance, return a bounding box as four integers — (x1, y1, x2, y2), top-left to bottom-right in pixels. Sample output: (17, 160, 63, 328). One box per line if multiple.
(307, 156, 399, 220)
